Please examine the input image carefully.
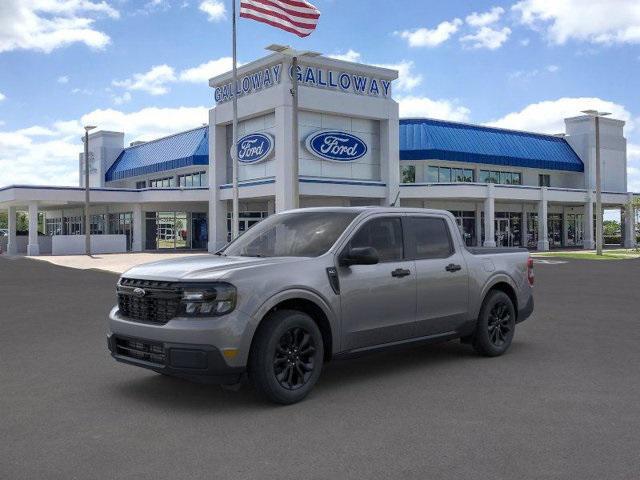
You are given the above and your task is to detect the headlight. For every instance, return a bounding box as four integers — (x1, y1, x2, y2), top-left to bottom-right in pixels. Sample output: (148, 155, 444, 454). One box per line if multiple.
(180, 283, 237, 317)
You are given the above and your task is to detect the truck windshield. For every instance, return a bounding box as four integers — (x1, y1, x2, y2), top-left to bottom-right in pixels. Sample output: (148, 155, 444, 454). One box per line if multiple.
(222, 211, 358, 258)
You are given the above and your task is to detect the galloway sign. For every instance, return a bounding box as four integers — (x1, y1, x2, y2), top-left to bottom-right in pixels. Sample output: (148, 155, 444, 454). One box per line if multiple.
(305, 131, 368, 162)
(234, 133, 275, 164)
(214, 64, 283, 104)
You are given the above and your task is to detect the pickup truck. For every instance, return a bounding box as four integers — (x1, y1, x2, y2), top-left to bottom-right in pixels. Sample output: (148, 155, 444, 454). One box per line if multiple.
(108, 207, 534, 404)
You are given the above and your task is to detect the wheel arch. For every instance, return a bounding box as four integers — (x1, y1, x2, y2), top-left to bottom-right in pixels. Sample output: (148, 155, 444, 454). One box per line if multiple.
(480, 275, 519, 320)
(249, 289, 337, 362)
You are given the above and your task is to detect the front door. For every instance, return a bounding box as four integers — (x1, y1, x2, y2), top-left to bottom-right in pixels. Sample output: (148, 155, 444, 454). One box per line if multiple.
(496, 218, 511, 247)
(338, 216, 417, 350)
(407, 215, 470, 336)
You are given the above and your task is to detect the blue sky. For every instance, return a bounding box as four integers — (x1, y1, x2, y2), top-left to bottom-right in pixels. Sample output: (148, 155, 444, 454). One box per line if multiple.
(1, 0, 639, 192)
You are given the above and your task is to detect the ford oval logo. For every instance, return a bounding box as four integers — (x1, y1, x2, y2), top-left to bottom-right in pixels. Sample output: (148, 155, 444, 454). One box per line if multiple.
(234, 133, 275, 164)
(133, 288, 146, 298)
(305, 130, 368, 162)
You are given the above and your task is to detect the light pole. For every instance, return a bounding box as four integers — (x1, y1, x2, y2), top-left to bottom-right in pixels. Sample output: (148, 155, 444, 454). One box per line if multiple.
(266, 44, 320, 209)
(581, 110, 610, 256)
(83, 125, 96, 255)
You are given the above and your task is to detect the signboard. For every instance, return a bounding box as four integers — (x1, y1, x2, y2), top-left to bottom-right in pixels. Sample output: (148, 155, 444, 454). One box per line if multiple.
(305, 130, 368, 162)
(213, 62, 393, 104)
(234, 133, 275, 164)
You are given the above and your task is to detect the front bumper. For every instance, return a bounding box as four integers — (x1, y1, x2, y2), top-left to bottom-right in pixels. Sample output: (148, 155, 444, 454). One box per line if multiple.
(107, 333, 245, 384)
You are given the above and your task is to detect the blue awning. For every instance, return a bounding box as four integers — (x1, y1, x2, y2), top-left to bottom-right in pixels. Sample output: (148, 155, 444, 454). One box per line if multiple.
(400, 118, 584, 172)
(105, 126, 209, 182)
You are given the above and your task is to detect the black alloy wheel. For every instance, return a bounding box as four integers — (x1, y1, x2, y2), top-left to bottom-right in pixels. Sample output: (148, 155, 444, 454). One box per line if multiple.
(487, 301, 512, 347)
(472, 290, 516, 357)
(273, 327, 317, 390)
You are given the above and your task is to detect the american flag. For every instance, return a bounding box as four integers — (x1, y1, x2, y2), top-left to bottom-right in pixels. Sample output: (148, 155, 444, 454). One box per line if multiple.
(240, 0, 321, 38)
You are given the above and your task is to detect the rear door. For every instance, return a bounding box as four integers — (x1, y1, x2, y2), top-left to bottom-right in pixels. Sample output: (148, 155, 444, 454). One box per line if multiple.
(406, 215, 470, 336)
(338, 215, 417, 350)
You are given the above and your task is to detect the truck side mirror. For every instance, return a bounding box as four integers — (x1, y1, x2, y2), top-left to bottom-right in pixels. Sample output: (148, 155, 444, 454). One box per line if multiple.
(340, 246, 380, 267)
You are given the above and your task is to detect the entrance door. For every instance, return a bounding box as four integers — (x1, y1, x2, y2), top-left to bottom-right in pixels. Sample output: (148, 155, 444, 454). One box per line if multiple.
(496, 218, 511, 247)
(338, 216, 417, 350)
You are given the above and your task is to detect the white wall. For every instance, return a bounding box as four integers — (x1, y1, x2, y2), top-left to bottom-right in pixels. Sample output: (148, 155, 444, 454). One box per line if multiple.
(79, 131, 125, 188)
(52, 235, 127, 255)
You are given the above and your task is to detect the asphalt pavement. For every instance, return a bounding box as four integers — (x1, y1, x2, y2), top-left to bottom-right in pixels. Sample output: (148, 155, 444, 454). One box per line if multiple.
(1, 255, 639, 479)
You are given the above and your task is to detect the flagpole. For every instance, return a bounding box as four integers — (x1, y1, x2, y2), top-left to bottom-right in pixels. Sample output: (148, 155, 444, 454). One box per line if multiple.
(291, 55, 300, 209)
(231, 0, 240, 240)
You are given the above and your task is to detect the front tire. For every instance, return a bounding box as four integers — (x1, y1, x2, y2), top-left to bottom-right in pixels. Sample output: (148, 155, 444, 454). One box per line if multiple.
(249, 310, 324, 405)
(472, 290, 516, 357)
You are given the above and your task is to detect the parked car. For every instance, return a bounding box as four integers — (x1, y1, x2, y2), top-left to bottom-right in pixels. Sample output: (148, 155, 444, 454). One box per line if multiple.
(108, 207, 534, 404)
(0, 229, 7, 237)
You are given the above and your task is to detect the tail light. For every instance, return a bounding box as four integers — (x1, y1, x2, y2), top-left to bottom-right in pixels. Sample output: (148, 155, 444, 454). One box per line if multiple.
(527, 257, 534, 286)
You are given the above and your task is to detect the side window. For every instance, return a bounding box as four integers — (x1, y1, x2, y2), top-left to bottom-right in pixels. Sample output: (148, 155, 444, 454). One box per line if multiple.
(349, 217, 404, 263)
(408, 217, 453, 260)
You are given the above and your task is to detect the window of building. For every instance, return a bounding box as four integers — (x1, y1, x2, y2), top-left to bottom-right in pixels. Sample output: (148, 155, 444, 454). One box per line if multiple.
(407, 217, 453, 259)
(178, 171, 207, 188)
(400, 165, 416, 183)
(136, 181, 146, 189)
(427, 166, 474, 183)
(479, 170, 522, 185)
(539, 174, 551, 187)
(349, 217, 404, 263)
(149, 177, 175, 188)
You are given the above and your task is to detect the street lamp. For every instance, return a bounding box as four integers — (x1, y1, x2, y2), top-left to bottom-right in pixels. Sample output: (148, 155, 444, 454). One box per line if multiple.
(83, 125, 97, 256)
(266, 44, 320, 209)
(581, 110, 610, 256)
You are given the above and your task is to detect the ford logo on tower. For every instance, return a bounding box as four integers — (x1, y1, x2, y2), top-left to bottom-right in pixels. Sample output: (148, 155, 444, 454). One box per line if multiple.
(234, 133, 274, 164)
(305, 130, 368, 162)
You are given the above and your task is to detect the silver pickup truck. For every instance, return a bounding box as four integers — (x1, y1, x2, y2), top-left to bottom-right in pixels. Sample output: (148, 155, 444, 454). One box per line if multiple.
(108, 207, 534, 404)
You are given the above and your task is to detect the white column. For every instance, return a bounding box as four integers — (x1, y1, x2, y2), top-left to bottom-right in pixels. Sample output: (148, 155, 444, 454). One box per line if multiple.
(208, 118, 232, 252)
(27, 203, 40, 256)
(132, 204, 143, 252)
(381, 109, 400, 207)
(583, 193, 595, 250)
(267, 199, 275, 215)
(274, 103, 296, 213)
(7, 206, 17, 255)
(624, 193, 636, 248)
(475, 203, 482, 247)
(522, 205, 528, 249)
(483, 184, 496, 247)
(537, 187, 550, 251)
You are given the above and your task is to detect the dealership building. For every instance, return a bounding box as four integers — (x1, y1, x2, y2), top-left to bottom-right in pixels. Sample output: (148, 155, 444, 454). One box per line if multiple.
(0, 52, 637, 255)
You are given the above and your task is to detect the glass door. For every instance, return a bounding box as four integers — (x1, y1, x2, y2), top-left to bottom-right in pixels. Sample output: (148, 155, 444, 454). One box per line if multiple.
(496, 218, 511, 247)
(566, 214, 584, 247)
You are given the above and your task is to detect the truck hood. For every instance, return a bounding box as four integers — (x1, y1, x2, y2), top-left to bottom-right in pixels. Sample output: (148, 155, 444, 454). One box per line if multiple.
(121, 254, 304, 282)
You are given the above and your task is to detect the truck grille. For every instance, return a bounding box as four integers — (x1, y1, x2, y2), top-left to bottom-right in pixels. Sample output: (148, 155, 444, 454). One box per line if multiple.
(114, 336, 166, 365)
(117, 278, 181, 324)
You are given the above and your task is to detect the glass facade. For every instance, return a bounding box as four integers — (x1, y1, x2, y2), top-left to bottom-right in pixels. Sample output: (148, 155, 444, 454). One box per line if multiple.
(145, 211, 207, 250)
(427, 166, 474, 183)
(44, 212, 134, 251)
(226, 211, 269, 242)
(400, 165, 416, 183)
(449, 210, 476, 246)
(178, 171, 208, 188)
(479, 170, 522, 185)
(149, 177, 175, 188)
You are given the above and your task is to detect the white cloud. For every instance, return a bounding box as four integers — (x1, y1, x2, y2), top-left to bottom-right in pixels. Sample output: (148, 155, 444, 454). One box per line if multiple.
(199, 0, 226, 21)
(0, 106, 209, 187)
(466, 7, 505, 27)
(461, 26, 511, 50)
(486, 97, 634, 134)
(179, 57, 234, 83)
(513, 0, 640, 45)
(0, 92, 5, 102)
(112, 64, 177, 95)
(374, 60, 423, 92)
(0, 0, 119, 53)
(57, 75, 69, 84)
(520, 38, 531, 46)
(397, 96, 471, 122)
(328, 50, 362, 63)
(112, 91, 131, 105)
(546, 64, 560, 73)
(396, 19, 463, 47)
(509, 64, 560, 81)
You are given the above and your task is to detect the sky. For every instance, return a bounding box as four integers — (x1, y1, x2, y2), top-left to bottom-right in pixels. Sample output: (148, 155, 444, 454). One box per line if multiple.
(0, 0, 639, 193)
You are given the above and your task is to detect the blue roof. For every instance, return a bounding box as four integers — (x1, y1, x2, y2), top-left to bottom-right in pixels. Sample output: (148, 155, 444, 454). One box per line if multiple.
(399, 118, 584, 172)
(105, 126, 209, 181)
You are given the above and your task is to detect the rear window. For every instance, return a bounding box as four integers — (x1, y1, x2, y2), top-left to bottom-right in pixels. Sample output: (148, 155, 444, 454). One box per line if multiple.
(407, 216, 453, 260)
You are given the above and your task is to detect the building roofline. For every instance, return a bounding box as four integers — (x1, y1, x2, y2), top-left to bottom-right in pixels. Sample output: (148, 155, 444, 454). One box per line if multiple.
(400, 117, 569, 141)
(121, 125, 208, 152)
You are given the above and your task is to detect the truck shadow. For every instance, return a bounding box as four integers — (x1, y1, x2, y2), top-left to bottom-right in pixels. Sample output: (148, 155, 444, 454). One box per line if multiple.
(113, 339, 532, 410)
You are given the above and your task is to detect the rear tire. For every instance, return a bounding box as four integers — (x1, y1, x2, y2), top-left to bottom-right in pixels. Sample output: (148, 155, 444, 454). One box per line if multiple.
(249, 310, 324, 405)
(472, 290, 516, 357)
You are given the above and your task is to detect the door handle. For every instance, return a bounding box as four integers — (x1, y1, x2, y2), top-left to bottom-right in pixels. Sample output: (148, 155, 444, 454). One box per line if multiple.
(445, 263, 462, 273)
(391, 268, 411, 278)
